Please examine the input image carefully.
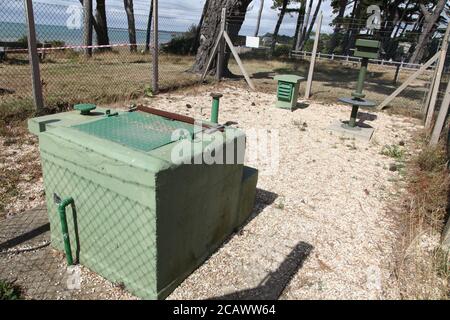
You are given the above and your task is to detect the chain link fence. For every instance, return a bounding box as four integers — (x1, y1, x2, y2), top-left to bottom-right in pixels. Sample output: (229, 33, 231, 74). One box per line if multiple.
(0, 0, 202, 120)
(0, 1, 447, 300)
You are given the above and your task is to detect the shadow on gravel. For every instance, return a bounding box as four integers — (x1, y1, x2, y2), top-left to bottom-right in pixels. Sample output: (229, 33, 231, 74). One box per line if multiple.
(211, 241, 313, 300)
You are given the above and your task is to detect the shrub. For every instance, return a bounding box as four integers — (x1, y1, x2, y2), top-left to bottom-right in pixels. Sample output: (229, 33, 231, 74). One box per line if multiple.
(0, 280, 21, 300)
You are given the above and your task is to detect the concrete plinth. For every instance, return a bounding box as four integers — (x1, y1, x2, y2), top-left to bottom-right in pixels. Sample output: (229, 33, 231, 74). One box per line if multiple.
(328, 120, 375, 142)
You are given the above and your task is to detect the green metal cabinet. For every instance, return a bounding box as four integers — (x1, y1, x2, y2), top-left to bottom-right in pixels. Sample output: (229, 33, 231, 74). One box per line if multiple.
(274, 75, 305, 110)
(28, 107, 258, 299)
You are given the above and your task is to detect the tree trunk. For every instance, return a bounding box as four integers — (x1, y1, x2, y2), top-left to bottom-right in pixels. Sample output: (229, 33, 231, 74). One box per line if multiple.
(83, 0, 93, 56)
(297, 0, 313, 50)
(95, 0, 110, 49)
(327, 0, 348, 54)
(124, 0, 137, 52)
(343, 0, 361, 56)
(191, 0, 253, 75)
(254, 0, 264, 36)
(145, 0, 154, 52)
(293, 0, 306, 51)
(191, 0, 210, 54)
(270, 0, 289, 56)
(78, 0, 104, 48)
(409, 0, 446, 64)
(299, 0, 322, 51)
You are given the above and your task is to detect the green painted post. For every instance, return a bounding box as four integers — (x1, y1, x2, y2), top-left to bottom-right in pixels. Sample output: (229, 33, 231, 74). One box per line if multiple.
(58, 197, 74, 266)
(353, 58, 368, 99)
(339, 39, 380, 129)
(347, 58, 369, 128)
(210, 93, 223, 124)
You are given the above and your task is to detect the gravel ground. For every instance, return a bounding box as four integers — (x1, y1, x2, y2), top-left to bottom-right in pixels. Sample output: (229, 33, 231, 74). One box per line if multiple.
(138, 83, 420, 300)
(1, 82, 421, 299)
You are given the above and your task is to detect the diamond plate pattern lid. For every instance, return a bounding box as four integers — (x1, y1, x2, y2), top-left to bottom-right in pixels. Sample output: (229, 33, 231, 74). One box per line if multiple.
(72, 111, 194, 152)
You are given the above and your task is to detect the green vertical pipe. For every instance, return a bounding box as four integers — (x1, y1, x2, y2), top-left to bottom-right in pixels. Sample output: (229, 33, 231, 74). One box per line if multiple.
(353, 58, 368, 98)
(210, 93, 223, 124)
(348, 105, 359, 128)
(58, 197, 74, 266)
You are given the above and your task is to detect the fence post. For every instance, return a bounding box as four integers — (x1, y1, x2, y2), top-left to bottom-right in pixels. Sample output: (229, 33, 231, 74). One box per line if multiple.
(304, 11, 322, 99)
(83, 0, 92, 57)
(152, 0, 159, 94)
(24, 0, 44, 113)
(217, 8, 226, 81)
(425, 22, 450, 129)
(430, 79, 450, 146)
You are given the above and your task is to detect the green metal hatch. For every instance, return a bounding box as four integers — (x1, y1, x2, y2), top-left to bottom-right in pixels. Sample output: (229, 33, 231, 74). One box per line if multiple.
(72, 111, 194, 152)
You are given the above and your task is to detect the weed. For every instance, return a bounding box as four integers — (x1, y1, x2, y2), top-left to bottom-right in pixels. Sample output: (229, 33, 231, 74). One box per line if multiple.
(381, 144, 405, 160)
(0, 280, 21, 300)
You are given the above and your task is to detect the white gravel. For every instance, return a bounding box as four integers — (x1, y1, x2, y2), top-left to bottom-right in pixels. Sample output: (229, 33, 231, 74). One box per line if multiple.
(1, 83, 421, 299)
(138, 83, 420, 300)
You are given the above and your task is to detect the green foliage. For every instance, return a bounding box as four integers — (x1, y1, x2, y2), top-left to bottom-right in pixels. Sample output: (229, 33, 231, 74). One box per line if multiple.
(0, 280, 21, 300)
(381, 144, 405, 160)
(162, 24, 198, 55)
(16, 35, 28, 47)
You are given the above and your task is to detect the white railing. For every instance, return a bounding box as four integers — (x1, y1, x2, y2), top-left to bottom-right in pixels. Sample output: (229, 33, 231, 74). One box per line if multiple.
(291, 50, 435, 71)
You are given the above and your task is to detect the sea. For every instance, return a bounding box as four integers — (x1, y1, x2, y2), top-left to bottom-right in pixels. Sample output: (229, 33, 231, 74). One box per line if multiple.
(0, 21, 180, 46)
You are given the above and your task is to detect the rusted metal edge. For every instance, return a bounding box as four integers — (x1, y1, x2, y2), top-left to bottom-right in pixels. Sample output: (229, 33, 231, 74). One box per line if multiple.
(136, 105, 224, 132)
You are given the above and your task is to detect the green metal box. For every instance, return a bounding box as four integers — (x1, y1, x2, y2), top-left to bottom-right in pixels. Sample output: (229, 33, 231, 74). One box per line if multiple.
(274, 75, 304, 110)
(354, 38, 381, 59)
(28, 108, 258, 299)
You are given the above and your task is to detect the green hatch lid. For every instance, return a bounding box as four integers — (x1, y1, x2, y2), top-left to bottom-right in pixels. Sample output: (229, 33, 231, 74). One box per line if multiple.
(72, 111, 195, 152)
(274, 74, 304, 84)
(74, 103, 97, 115)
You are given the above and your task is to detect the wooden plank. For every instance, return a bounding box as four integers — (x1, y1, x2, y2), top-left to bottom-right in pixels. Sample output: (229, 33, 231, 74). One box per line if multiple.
(217, 8, 226, 80)
(24, 0, 44, 113)
(304, 12, 322, 99)
(152, 0, 159, 94)
(201, 30, 224, 82)
(425, 23, 450, 129)
(223, 31, 256, 91)
(430, 79, 450, 146)
(423, 63, 439, 115)
(377, 51, 440, 110)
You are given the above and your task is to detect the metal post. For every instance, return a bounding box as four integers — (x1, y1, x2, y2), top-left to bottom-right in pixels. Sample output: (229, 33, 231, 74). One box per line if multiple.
(210, 93, 223, 123)
(354, 58, 368, 98)
(430, 77, 450, 145)
(304, 12, 322, 99)
(83, 0, 92, 57)
(217, 8, 226, 81)
(425, 22, 450, 129)
(24, 0, 44, 113)
(152, 0, 159, 94)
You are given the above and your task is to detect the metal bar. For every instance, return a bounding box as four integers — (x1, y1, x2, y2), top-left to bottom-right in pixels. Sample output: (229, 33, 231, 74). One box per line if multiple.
(152, 0, 159, 94)
(304, 12, 322, 99)
(377, 51, 440, 110)
(24, 0, 44, 113)
(136, 105, 223, 131)
(425, 22, 450, 129)
(223, 31, 256, 91)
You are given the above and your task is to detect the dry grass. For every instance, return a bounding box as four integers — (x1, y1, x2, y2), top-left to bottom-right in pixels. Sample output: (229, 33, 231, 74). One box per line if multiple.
(1, 51, 431, 120)
(392, 131, 450, 299)
(0, 117, 44, 217)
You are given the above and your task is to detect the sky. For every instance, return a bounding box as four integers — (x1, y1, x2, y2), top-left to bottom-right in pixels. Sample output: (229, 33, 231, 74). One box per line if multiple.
(1, 0, 336, 35)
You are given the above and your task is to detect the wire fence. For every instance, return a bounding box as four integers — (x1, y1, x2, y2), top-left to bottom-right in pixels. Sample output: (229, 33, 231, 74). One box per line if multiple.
(0, 1, 448, 301)
(0, 0, 201, 119)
